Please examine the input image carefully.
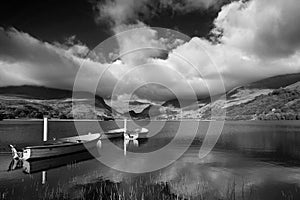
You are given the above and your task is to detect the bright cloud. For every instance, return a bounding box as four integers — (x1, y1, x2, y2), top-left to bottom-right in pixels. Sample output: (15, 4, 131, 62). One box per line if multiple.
(213, 0, 300, 58)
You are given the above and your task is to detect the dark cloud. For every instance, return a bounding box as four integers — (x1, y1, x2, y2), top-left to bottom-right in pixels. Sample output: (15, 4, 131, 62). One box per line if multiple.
(93, 0, 232, 26)
(0, 28, 117, 97)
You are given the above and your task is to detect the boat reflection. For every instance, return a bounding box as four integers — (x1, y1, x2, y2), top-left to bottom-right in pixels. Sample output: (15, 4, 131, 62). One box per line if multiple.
(7, 158, 23, 172)
(8, 150, 96, 174)
(125, 138, 148, 147)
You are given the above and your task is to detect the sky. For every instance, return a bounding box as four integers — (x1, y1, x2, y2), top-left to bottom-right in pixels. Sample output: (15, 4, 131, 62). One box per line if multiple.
(1, 0, 300, 102)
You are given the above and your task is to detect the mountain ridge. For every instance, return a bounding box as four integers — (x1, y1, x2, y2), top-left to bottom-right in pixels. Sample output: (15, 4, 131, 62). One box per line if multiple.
(1, 73, 300, 120)
(0, 85, 113, 120)
(141, 73, 300, 120)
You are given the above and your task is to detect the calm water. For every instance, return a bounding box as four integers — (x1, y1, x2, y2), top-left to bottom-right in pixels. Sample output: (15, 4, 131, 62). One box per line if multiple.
(0, 120, 300, 200)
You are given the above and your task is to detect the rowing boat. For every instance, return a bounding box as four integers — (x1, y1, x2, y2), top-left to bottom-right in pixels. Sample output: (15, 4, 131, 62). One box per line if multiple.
(10, 133, 101, 161)
(101, 128, 125, 139)
(22, 150, 95, 173)
(124, 128, 149, 140)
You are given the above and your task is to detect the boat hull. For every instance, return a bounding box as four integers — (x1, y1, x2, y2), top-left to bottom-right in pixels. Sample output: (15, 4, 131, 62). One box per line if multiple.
(22, 133, 100, 160)
(23, 151, 95, 174)
(101, 128, 124, 139)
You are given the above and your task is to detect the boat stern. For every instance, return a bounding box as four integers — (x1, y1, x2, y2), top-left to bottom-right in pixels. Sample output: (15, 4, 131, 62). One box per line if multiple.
(22, 148, 31, 160)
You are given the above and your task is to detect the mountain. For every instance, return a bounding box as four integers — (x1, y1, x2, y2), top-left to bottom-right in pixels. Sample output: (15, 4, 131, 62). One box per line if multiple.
(0, 85, 111, 110)
(160, 73, 300, 120)
(0, 85, 76, 100)
(242, 73, 300, 89)
(163, 73, 300, 109)
(124, 105, 163, 119)
(162, 99, 202, 108)
(162, 99, 181, 108)
(0, 85, 114, 120)
(2, 73, 300, 121)
(226, 85, 300, 120)
(127, 100, 153, 113)
(128, 100, 150, 106)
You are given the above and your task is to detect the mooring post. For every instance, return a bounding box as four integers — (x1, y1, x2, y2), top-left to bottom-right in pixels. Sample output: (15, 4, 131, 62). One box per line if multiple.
(43, 117, 48, 142)
(42, 171, 46, 184)
(124, 118, 127, 134)
(124, 139, 127, 156)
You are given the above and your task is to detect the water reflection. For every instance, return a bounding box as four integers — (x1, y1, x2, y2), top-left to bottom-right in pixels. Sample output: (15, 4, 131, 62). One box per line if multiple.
(1, 121, 300, 200)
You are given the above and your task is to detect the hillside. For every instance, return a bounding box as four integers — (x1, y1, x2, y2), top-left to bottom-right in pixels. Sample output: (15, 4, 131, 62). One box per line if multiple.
(159, 73, 300, 120)
(199, 84, 300, 120)
(0, 85, 76, 100)
(0, 85, 114, 120)
(227, 83, 300, 120)
(243, 73, 300, 89)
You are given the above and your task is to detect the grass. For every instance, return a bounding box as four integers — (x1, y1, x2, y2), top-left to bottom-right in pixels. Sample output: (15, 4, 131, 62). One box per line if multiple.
(2, 169, 300, 200)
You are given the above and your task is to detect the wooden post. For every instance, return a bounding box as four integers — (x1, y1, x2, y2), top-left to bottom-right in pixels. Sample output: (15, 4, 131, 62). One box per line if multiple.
(42, 171, 46, 184)
(43, 117, 48, 142)
(124, 139, 127, 156)
(124, 119, 127, 134)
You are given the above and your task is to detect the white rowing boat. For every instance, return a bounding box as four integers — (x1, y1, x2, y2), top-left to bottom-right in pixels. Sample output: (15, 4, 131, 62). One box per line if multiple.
(101, 128, 125, 139)
(124, 127, 149, 140)
(123, 119, 149, 140)
(10, 133, 101, 160)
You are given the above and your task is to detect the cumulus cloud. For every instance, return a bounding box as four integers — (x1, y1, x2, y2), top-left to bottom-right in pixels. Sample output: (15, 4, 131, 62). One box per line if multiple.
(1, 0, 300, 103)
(54, 35, 90, 58)
(107, 0, 300, 99)
(94, 0, 226, 26)
(0, 27, 189, 101)
(0, 28, 117, 97)
(213, 0, 300, 58)
(153, 0, 300, 94)
(113, 22, 166, 65)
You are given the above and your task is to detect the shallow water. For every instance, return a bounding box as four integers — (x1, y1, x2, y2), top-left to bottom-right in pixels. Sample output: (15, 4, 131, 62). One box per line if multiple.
(0, 120, 300, 200)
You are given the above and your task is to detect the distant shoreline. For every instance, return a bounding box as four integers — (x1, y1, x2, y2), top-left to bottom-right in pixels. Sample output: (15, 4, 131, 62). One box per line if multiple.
(1, 119, 110, 122)
(1, 118, 299, 123)
(0, 118, 221, 122)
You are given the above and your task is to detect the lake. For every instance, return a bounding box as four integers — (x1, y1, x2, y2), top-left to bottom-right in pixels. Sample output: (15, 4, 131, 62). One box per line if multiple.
(0, 120, 300, 200)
